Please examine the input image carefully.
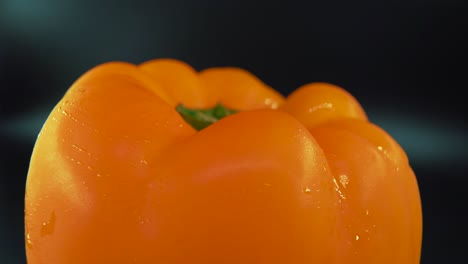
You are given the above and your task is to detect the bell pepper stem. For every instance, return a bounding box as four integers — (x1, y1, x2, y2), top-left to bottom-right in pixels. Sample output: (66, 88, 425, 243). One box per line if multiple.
(176, 103, 238, 130)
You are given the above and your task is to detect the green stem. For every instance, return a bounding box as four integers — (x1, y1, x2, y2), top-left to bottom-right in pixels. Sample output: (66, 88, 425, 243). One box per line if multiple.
(176, 103, 238, 130)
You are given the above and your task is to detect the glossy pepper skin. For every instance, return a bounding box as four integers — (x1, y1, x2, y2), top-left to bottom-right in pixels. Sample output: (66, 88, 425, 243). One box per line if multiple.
(25, 59, 422, 263)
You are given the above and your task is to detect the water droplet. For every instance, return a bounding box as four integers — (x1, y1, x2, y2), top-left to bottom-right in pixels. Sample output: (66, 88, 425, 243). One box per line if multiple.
(303, 187, 311, 194)
(339, 174, 349, 188)
(332, 178, 346, 200)
(377, 145, 383, 151)
(264, 98, 279, 109)
(307, 102, 333, 113)
(40, 212, 56, 237)
(355, 235, 360, 240)
(26, 233, 33, 249)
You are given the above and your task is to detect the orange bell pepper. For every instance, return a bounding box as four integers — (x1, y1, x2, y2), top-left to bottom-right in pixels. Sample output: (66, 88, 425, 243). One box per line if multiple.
(24, 58, 422, 263)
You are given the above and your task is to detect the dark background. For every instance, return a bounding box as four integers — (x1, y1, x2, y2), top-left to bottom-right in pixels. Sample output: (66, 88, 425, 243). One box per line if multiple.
(1, 0, 467, 263)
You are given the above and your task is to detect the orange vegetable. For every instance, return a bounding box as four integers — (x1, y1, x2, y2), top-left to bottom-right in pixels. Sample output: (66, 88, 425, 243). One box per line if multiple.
(25, 58, 422, 263)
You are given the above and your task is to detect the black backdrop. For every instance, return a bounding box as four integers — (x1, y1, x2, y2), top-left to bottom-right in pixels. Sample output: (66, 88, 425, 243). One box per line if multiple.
(1, 0, 467, 263)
